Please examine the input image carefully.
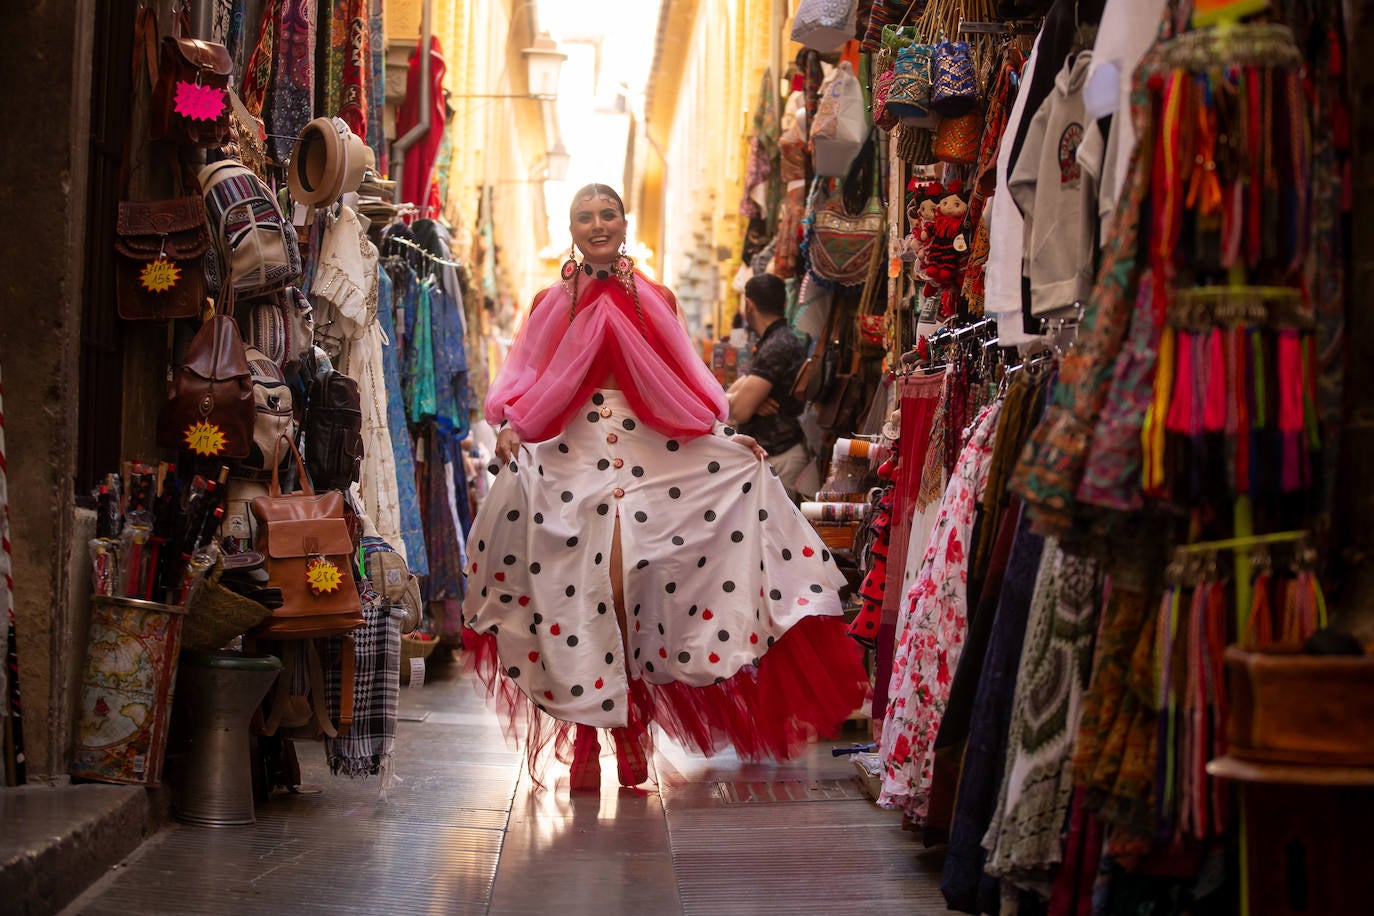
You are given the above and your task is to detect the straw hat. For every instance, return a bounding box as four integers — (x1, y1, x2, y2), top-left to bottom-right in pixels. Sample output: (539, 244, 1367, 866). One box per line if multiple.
(287, 117, 369, 208)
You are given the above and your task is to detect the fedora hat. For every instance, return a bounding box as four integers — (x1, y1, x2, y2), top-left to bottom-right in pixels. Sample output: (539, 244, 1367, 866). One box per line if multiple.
(288, 117, 369, 208)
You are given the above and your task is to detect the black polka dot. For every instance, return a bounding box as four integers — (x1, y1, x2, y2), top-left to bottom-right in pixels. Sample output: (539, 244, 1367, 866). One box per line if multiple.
(645, 661, 655, 673)
(707, 461, 720, 473)
(622, 418, 636, 430)
(481, 587, 488, 598)
(597, 458, 610, 470)
(769, 588, 782, 600)
(666, 582, 677, 594)
(632, 466, 645, 478)
(565, 585, 577, 597)
(511, 462, 519, 473)
(507, 666, 521, 677)
(704, 510, 717, 522)
(781, 548, 793, 561)
(594, 553, 604, 564)
(634, 510, 648, 523)
(571, 685, 584, 697)
(530, 562, 542, 574)
(499, 594, 513, 603)
(636, 559, 650, 570)
(731, 531, 744, 543)
(672, 535, 685, 546)
(507, 509, 520, 521)
(722, 581, 736, 592)
(567, 635, 579, 647)
(587, 411, 600, 423)
(657, 623, 665, 636)
(714, 677, 726, 685)
(598, 603, 608, 615)
(633, 648, 641, 659)
(558, 443, 570, 454)
(536, 465, 543, 476)
(533, 613, 544, 623)
(633, 604, 641, 617)
(678, 651, 691, 664)
(566, 536, 579, 547)
(488, 463, 500, 475)
(529, 624, 537, 634)
(560, 490, 573, 503)
(758, 509, 768, 521)
(767, 636, 775, 647)
(602, 699, 615, 711)
(697, 556, 707, 568)
(666, 440, 680, 451)
(717, 629, 730, 641)
(534, 512, 544, 524)
(810, 584, 823, 593)
(822, 549, 831, 561)
(478, 540, 486, 552)
(487, 625, 499, 635)
(723, 426, 736, 436)
(503, 554, 516, 565)
(605, 652, 615, 663)
(669, 486, 681, 499)
(592, 392, 605, 405)
(688, 605, 699, 616)
(769, 466, 778, 476)
(742, 482, 752, 494)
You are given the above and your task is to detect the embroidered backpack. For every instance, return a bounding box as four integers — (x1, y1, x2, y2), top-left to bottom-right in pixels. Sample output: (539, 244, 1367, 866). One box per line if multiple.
(198, 159, 301, 300)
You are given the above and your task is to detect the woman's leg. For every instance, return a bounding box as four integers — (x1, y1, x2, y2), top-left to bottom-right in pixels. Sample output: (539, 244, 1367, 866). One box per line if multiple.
(608, 515, 650, 785)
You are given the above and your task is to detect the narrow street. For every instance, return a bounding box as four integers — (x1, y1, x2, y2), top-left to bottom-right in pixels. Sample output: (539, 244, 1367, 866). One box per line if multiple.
(61, 654, 946, 915)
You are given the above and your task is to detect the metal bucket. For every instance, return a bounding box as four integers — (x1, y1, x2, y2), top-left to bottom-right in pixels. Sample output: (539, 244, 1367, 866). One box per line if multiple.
(71, 596, 187, 786)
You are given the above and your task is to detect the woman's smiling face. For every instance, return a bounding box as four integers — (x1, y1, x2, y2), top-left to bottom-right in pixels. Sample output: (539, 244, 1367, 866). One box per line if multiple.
(570, 192, 627, 263)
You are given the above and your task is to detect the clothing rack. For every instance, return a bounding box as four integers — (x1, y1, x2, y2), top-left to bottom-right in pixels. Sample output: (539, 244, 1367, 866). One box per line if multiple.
(383, 234, 464, 269)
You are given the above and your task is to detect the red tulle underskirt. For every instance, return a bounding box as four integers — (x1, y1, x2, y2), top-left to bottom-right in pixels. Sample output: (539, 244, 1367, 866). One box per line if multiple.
(462, 614, 869, 781)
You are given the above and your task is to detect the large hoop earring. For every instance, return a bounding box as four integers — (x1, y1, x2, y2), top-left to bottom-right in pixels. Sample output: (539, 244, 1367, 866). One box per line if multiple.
(560, 239, 579, 296)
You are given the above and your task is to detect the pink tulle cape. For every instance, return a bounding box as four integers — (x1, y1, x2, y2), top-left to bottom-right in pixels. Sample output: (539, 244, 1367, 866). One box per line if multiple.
(484, 273, 728, 442)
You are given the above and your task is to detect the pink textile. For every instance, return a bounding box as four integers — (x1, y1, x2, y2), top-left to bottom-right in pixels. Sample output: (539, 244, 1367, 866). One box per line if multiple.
(485, 273, 728, 443)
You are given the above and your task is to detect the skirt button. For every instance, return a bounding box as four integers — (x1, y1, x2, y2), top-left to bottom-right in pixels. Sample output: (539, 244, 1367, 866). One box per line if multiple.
(613, 487, 625, 498)
(606, 433, 619, 444)
(600, 406, 613, 418)
(612, 458, 624, 469)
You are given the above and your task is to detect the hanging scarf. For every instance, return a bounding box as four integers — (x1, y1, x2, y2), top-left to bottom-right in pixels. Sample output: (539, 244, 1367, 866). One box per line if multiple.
(241, 0, 316, 163)
(321, 0, 370, 139)
(485, 273, 728, 443)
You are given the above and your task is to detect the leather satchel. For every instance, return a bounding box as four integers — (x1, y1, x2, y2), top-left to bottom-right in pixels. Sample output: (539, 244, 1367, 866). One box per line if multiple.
(249, 436, 364, 640)
(150, 23, 233, 147)
(155, 299, 255, 458)
(115, 196, 211, 320)
(303, 369, 364, 492)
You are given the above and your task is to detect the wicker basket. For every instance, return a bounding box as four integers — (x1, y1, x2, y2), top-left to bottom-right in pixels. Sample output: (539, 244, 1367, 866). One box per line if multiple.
(399, 632, 440, 684)
(181, 567, 272, 652)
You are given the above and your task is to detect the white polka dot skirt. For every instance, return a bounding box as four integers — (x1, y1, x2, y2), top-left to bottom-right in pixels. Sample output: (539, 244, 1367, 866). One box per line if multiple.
(463, 389, 850, 729)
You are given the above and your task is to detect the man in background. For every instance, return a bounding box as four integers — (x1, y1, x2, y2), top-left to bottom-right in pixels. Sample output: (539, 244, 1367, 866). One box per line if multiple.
(725, 274, 811, 501)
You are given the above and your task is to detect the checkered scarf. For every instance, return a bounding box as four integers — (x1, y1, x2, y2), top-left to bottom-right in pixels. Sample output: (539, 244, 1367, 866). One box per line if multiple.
(325, 579, 401, 778)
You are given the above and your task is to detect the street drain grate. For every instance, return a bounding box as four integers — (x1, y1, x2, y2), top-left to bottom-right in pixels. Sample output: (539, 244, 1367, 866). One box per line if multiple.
(713, 778, 868, 804)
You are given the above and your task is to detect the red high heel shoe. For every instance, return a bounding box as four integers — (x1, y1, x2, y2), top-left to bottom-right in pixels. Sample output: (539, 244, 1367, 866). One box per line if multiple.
(611, 715, 651, 787)
(569, 724, 601, 792)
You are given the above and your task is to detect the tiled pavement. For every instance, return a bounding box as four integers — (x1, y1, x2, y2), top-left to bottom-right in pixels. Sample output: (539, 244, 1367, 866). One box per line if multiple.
(61, 654, 947, 915)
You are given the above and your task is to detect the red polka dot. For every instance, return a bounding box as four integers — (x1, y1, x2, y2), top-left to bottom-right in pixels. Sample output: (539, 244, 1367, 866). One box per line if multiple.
(702, 609, 714, 620)
(797, 597, 810, 605)
(749, 633, 759, 644)
(595, 678, 604, 689)
(528, 651, 540, 662)
(802, 546, 815, 557)
(550, 623, 561, 636)
(494, 571, 506, 581)
(543, 691, 554, 700)
(708, 652, 720, 663)
(471, 563, 478, 573)
(659, 647, 667, 658)
(518, 596, 530, 606)
(634, 621, 641, 631)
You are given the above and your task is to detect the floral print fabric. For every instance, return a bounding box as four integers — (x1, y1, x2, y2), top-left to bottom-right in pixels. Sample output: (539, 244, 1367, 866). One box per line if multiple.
(878, 400, 1003, 823)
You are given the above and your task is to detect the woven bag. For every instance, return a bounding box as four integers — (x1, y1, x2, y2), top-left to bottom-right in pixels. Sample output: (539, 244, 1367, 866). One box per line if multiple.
(933, 110, 982, 165)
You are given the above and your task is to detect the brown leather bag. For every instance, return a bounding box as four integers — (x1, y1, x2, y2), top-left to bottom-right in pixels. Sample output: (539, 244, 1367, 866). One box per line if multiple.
(155, 296, 254, 457)
(248, 436, 365, 640)
(149, 10, 233, 147)
(115, 195, 211, 320)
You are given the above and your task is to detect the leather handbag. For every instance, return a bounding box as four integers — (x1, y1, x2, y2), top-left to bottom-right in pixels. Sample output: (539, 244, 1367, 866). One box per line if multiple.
(303, 369, 364, 492)
(155, 291, 255, 458)
(249, 436, 364, 640)
(149, 10, 233, 147)
(115, 196, 211, 320)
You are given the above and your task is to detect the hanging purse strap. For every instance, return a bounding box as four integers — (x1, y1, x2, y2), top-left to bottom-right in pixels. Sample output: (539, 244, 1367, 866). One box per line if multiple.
(268, 431, 314, 498)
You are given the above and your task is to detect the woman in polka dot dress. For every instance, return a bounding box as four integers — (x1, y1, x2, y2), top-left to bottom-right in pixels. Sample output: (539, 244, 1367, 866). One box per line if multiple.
(463, 184, 868, 790)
